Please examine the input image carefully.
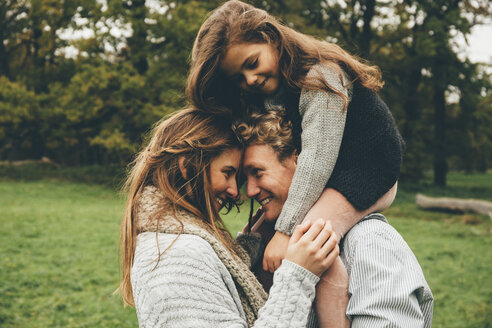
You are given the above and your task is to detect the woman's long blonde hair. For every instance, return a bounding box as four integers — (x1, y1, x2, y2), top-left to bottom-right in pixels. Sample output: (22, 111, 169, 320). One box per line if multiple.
(186, 0, 383, 116)
(118, 108, 241, 307)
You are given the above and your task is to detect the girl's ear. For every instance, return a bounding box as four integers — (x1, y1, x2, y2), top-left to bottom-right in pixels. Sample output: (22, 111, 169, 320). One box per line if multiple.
(178, 156, 188, 180)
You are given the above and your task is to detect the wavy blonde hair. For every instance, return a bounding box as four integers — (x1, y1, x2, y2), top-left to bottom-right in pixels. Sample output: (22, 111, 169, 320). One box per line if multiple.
(187, 0, 383, 116)
(118, 108, 242, 307)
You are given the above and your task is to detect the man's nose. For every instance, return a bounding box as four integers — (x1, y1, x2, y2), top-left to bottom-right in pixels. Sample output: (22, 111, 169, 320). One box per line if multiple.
(246, 180, 260, 198)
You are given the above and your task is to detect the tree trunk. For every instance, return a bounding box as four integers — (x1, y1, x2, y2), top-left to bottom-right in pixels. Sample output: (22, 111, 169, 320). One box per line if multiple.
(127, 0, 149, 75)
(416, 194, 492, 219)
(0, 33, 10, 78)
(433, 84, 447, 186)
(360, 0, 375, 58)
(401, 66, 424, 180)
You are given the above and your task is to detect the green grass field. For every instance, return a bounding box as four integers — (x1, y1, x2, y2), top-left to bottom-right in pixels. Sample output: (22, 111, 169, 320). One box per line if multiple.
(1, 171, 491, 327)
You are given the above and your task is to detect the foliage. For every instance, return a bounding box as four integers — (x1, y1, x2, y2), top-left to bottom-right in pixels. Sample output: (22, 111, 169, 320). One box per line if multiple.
(0, 163, 126, 188)
(0, 0, 490, 184)
(0, 77, 44, 159)
(297, 0, 491, 183)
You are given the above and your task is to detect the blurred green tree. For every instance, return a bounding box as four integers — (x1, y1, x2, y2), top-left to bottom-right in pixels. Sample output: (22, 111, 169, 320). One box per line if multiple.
(296, 0, 491, 184)
(0, 0, 490, 175)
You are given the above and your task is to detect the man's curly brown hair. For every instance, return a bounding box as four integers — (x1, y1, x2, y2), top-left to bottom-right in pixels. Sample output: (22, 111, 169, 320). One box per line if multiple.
(234, 107, 296, 163)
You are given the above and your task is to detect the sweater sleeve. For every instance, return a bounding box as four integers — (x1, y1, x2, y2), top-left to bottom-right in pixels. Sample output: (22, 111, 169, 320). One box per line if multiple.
(132, 233, 319, 328)
(254, 260, 320, 327)
(275, 65, 350, 235)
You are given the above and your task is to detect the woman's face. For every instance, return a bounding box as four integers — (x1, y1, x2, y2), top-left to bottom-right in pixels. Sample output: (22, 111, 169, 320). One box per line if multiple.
(220, 42, 280, 95)
(209, 148, 242, 210)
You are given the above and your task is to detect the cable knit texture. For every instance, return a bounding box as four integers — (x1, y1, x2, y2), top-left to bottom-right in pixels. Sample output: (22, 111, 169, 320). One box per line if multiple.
(265, 64, 404, 235)
(325, 81, 405, 212)
(132, 186, 320, 327)
(265, 65, 350, 235)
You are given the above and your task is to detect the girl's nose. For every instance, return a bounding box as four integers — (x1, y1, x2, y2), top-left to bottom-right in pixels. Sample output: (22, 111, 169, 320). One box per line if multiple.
(244, 72, 258, 86)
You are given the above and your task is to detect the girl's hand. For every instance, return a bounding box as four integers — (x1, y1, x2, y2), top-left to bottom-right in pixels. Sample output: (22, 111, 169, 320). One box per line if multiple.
(285, 219, 339, 277)
(263, 231, 290, 272)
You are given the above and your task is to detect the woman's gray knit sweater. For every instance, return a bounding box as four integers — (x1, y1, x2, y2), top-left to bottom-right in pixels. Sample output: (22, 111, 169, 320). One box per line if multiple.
(131, 187, 320, 327)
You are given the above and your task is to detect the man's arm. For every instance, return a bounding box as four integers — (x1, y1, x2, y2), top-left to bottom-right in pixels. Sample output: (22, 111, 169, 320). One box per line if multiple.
(342, 218, 434, 327)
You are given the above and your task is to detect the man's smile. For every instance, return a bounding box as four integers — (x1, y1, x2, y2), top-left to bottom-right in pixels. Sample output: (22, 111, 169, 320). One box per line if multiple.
(258, 196, 273, 206)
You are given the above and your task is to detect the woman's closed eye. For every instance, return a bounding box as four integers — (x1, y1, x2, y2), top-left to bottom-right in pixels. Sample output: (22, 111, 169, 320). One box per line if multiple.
(222, 168, 236, 179)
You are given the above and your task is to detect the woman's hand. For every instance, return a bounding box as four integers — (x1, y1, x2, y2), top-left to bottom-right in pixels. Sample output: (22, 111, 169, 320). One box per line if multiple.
(285, 219, 339, 277)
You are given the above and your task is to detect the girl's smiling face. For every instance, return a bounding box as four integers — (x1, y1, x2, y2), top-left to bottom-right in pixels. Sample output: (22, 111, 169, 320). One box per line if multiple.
(220, 42, 280, 95)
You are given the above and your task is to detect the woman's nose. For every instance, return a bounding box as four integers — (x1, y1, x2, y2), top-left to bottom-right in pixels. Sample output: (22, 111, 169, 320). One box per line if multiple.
(227, 182, 238, 198)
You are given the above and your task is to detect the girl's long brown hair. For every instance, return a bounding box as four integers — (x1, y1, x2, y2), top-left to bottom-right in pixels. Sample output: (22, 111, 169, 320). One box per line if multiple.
(186, 0, 383, 116)
(118, 108, 241, 307)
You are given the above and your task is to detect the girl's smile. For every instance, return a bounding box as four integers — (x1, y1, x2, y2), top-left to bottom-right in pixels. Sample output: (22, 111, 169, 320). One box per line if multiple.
(220, 43, 280, 95)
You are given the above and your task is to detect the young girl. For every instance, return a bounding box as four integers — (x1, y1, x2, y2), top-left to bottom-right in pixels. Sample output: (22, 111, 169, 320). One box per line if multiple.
(187, 1, 403, 324)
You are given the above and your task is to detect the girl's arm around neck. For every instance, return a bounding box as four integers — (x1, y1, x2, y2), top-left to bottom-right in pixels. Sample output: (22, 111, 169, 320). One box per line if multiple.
(275, 65, 351, 235)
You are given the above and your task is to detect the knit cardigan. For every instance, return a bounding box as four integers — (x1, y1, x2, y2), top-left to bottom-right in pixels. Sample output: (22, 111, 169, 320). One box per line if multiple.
(266, 65, 404, 235)
(131, 186, 320, 327)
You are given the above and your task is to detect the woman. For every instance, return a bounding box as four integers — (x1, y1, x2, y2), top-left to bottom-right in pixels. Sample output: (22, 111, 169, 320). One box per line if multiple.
(118, 107, 340, 327)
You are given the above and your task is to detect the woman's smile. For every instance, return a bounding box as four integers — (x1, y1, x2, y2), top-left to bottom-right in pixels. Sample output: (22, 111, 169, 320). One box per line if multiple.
(209, 148, 242, 210)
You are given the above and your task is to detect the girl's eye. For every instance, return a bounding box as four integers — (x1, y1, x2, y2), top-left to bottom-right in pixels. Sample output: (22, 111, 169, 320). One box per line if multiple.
(247, 58, 258, 69)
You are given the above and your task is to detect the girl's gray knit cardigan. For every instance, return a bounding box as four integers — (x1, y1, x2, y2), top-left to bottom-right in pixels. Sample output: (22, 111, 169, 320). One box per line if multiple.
(131, 186, 320, 327)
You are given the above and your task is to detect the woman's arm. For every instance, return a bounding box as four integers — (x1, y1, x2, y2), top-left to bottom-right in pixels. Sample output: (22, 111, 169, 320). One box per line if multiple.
(132, 231, 329, 328)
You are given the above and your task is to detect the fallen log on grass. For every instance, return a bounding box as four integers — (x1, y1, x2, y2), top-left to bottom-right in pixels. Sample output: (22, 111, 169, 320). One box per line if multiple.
(0, 156, 58, 167)
(415, 194, 492, 219)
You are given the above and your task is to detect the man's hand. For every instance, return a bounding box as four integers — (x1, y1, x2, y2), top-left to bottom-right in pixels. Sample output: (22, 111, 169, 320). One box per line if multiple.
(263, 230, 290, 272)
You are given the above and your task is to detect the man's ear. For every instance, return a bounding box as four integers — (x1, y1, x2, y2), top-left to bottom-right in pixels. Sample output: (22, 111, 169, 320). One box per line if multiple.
(178, 156, 188, 180)
(291, 150, 298, 164)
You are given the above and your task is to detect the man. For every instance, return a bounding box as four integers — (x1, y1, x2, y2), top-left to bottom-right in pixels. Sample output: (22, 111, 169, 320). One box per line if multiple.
(236, 109, 434, 327)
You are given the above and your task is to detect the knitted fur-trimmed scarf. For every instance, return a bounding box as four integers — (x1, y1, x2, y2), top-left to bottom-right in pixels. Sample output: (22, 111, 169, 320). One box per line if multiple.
(135, 186, 268, 327)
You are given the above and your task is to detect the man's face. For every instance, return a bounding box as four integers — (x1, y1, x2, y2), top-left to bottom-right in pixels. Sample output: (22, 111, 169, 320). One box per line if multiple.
(243, 144, 296, 221)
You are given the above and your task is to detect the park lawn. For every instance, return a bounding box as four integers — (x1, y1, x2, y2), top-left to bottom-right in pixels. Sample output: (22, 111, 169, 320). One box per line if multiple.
(1, 173, 491, 327)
